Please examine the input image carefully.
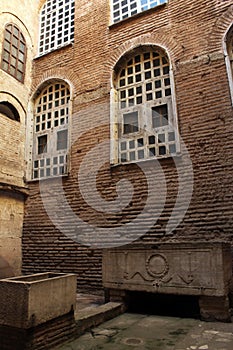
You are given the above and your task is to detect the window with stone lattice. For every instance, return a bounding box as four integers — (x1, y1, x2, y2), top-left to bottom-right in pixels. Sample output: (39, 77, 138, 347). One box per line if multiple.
(38, 0, 75, 56)
(32, 82, 70, 179)
(111, 0, 168, 24)
(113, 47, 179, 164)
(1, 24, 26, 83)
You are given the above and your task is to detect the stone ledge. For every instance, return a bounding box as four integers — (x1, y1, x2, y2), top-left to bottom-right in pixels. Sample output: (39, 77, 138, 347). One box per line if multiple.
(0, 182, 29, 197)
(74, 302, 125, 337)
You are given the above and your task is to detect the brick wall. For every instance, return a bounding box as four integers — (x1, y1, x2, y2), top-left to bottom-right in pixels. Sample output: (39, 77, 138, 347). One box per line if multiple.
(22, 0, 233, 293)
(0, 311, 75, 350)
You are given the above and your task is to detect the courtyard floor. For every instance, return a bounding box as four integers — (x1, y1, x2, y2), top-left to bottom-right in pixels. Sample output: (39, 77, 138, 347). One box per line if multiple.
(57, 311, 233, 350)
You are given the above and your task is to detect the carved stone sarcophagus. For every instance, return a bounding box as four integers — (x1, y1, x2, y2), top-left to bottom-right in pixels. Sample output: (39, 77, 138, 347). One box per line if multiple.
(103, 242, 232, 296)
(103, 242, 232, 321)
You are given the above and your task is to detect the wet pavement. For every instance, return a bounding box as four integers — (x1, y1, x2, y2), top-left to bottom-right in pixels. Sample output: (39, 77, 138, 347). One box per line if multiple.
(57, 312, 233, 350)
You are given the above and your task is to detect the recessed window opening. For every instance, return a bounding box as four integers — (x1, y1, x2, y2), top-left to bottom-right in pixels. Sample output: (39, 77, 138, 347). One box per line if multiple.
(123, 111, 139, 134)
(0, 101, 20, 121)
(1, 24, 26, 82)
(57, 129, 68, 150)
(152, 104, 168, 128)
(32, 82, 70, 180)
(114, 47, 179, 164)
(38, 135, 47, 154)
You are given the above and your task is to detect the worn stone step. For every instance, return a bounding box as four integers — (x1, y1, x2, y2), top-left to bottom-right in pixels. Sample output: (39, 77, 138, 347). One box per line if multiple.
(74, 302, 125, 337)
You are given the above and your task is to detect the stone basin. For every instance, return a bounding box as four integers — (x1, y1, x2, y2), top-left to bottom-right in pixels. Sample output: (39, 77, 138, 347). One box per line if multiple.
(0, 272, 77, 329)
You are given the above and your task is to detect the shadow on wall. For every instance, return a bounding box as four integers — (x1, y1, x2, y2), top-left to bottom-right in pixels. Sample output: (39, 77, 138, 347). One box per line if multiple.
(0, 256, 14, 279)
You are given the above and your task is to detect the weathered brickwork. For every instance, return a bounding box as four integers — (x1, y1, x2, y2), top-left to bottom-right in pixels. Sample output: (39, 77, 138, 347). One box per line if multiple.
(22, 0, 233, 293)
(0, 311, 75, 350)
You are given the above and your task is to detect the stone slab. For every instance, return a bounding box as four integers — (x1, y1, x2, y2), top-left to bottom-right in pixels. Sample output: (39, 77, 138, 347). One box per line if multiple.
(75, 302, 125, 337)
(103, 242, 232, 297)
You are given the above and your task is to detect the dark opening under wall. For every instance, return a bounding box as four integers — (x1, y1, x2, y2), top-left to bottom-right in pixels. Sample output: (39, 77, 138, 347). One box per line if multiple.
(127, 291, 200, 319)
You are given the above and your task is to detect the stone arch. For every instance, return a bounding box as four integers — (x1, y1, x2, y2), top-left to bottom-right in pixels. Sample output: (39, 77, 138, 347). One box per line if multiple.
(0, 91, 25, 124)
(111, 43, 174, 88)
(105, 33, 183, 89)
(208, 5, 233, 52)
(30, 70, 77, 102)
(0, 12, 34, 49)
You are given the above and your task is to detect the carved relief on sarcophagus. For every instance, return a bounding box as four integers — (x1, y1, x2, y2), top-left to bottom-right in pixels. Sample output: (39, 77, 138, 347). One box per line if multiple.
(102, 242, 232, 297)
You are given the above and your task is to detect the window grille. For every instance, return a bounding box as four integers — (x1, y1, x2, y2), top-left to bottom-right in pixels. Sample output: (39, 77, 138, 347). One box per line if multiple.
(115, 48, 179, 164)
(33, 82, 70, 179)
(112, 0, 168, 24)
(38, 0, 75, 56)
(1, 24, 26, 82)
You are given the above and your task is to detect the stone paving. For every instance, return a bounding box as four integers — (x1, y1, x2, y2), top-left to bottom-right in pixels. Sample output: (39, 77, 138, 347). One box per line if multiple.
(57, 312, 233, 350)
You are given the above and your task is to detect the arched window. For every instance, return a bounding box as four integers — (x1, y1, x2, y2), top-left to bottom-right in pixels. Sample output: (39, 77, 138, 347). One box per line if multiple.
(1, 24, 26, 83)
(38, 0, 75, 56)
(112, 46, 179, 164)
(32, 82, 70, 179)
(0, 101, 20, 121)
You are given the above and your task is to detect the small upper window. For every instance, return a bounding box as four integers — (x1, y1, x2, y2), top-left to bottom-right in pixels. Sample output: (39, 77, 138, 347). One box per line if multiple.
(1, 24, 26, 83)
(38, 0, 75, 56)
(111, 0, 168, 24)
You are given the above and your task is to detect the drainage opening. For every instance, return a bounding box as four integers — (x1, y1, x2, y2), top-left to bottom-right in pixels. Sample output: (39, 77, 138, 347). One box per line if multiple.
(127, 291, 200, 319)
